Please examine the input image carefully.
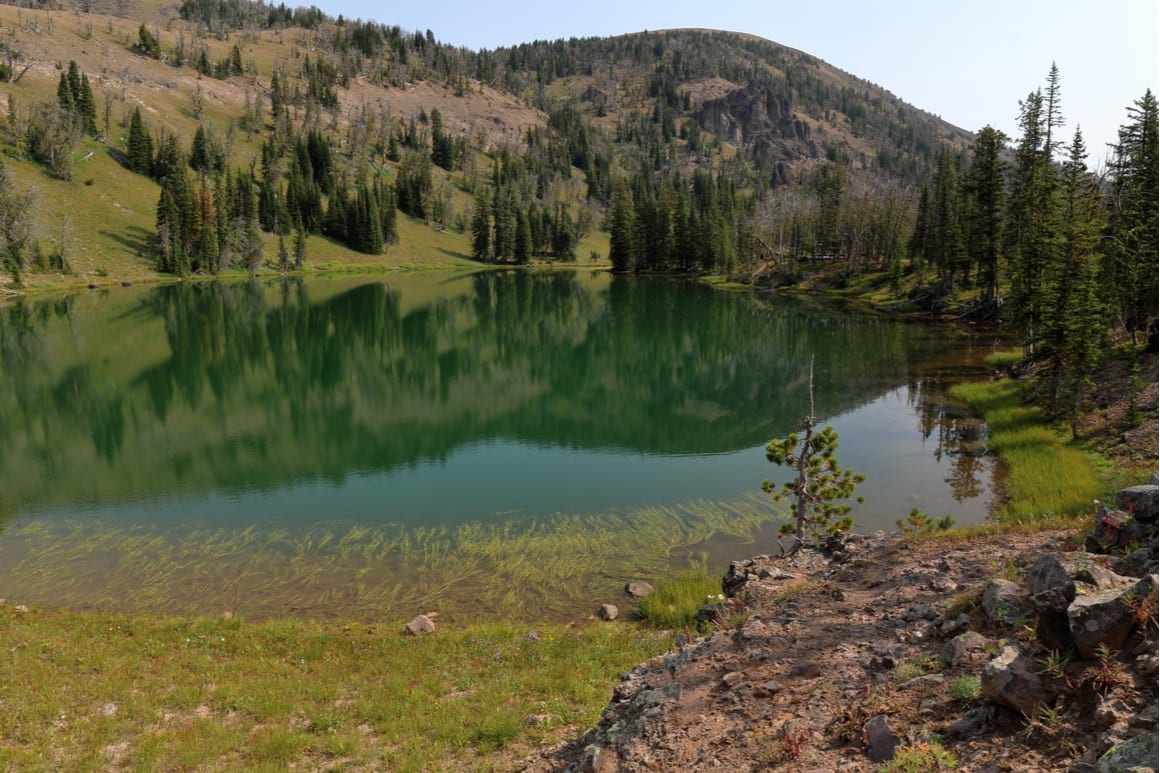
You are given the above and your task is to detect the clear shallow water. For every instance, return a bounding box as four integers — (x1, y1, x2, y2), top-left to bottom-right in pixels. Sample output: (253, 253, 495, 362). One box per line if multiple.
(0, 272, 1004, 620)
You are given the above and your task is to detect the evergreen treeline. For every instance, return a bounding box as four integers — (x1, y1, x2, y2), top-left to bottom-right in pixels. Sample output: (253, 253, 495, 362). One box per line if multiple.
(900, 69, 1158, 432)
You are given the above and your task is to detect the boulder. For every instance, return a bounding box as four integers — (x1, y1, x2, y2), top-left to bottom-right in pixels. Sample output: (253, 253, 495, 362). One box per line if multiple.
(1027, 552, 1132, 597)
(982, 645, 1053, 716)
(1116, 485, 1159, 523)
(863, 714, 899, 763)
(596, 604, 619, 621)
(404, 614, 436, 636)
(982, 579, 1031, 626)
(1097, 732, 1159, 773)
(1068, 574, 1158, 658)
(624, 581, 654, 599)
(1030, 587, 1078, 653)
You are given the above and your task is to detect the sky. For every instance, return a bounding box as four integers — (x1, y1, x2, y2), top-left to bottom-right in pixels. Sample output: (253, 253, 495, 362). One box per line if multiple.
(320, 0, 1158, 167)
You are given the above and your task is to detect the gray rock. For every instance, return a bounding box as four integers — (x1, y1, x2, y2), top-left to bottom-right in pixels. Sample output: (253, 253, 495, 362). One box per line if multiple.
(945, 630, 993, 668)
(1150, 472, 1159, 487)
(1096, 695, 1134, 730)
(1031, 587, 1079, 653)
(624, 581, 654, 598)
(579, 743, 618, 773)
(982, 579, 1031, 626)
(946, 706, 991, 740)
(982, 645, 1052, 716)
(863, 714, 899, 763)
(1117, 485, 1159, 523)
(1069, 574, 1158, 658)
(1097, 732, 1159, 773)
(524, 713, 551, 728)
(1028, 552, 1132, 597)
(1129, 703, 1158, 730)
(596, 604, 619, 621)
(404, 614, 436, 636)
(939, 612, 972, 638)
(905, 603, 939, 622)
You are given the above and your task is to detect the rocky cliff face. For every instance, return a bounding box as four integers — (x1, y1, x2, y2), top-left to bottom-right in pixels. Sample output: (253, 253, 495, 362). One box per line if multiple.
(697, 82, 817, 177)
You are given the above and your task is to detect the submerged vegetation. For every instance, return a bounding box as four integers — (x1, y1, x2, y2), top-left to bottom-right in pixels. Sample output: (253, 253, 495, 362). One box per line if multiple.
(0, 495, 781, 621)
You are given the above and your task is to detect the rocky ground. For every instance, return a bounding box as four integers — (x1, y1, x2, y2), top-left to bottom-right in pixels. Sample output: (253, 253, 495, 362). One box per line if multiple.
(522, 496, 1159, 772)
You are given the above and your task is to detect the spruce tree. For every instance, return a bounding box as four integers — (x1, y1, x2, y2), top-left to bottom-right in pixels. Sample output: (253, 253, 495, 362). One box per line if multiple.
(126, 107, 153, 174)
(608, 181, 635, 273)
(1103, 89, 1159, 341)
(471, 190, 491, 261)
(964, 126, 1008, 303)
(1040, 129, 1105, 433)
(1005, 89, 1059, 353)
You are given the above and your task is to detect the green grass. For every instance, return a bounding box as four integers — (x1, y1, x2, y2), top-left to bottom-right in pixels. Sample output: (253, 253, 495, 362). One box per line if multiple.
(0, 604, 671, 771)
(639, 570, 723, 630)
(949, 379, 1101, 522)
(947, 675, 982, 704)
(984, 349, 1024, 369)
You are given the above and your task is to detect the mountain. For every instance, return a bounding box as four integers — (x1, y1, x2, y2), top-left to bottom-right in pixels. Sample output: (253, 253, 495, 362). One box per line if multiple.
(0, 0, 975, 286)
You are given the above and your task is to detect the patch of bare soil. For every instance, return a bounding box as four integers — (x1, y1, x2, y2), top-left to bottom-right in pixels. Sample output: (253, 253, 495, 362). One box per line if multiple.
(522, 528, 1158, 772)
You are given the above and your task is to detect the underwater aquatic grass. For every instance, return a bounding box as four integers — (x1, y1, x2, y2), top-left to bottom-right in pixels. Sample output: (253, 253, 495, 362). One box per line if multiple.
(0, 493, 784, 622)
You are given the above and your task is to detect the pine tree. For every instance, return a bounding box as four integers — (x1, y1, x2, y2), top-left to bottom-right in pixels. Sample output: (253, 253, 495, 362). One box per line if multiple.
(964, 126, 1008, 303)
(608, 181, 635, 273)
(126, 107, 153, 174)
(78, 74, 97, 135)
(1103, 89, 1159, 341)
(1005, 89, 1059, 353)
(293, 219, 307, 270)
(471, 190, 491, 261)
(514, 207, 532, 264)
(1040, 129, 1105, 434)
(762, 358, 865, 554)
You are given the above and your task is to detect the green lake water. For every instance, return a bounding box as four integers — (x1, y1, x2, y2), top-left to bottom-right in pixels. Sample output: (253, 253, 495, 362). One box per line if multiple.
(0, 271, 1004, 620)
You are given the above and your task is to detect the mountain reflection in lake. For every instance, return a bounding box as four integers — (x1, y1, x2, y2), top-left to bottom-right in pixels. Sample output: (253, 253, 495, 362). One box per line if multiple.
(0, 273, 1003, 620)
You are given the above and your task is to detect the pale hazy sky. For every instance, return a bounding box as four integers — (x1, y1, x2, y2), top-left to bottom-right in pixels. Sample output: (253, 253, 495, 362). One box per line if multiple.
(321, 0, 1158, 165)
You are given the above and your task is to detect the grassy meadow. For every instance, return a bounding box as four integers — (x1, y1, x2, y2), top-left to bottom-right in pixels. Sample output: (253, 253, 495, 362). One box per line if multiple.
(0, 604, 670, 771)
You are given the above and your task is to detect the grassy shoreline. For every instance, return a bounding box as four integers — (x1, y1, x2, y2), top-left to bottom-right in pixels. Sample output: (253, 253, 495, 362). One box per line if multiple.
(0, 604, 670, 771)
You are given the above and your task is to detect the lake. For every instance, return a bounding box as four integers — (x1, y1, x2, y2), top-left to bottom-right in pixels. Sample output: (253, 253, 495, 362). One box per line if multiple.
(0, 271, 1004, 620)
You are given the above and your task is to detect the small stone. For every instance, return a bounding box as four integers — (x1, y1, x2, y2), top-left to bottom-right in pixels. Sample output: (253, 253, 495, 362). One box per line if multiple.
(788, 661, 822, 679)
(982, 645, 1053, 716)
(863, 714, 899, 763)
(982, 579, 1031, 626)
(624, 581, 654, 598)
(945, 630, 993, 668)
(524, 713, 550, 728)
(99, 702, 118, 717)
(720, 671, 747, 689)
(596, 604, 618, 621)
(404, 614, 436, 636)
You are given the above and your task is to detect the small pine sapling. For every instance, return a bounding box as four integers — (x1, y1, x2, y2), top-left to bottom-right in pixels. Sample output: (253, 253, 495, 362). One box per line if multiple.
(763, 357, 865, 553)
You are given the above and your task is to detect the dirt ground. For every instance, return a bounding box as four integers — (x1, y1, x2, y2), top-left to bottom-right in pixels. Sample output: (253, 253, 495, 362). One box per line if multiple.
(522, 527, 1158, 772)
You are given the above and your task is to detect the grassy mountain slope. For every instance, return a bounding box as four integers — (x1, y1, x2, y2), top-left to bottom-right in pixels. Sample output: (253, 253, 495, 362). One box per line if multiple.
(0, 0, 973, 289)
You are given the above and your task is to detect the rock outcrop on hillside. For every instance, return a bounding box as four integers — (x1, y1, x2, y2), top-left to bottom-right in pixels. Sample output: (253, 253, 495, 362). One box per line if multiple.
(697, 83, 818, 179)
(523, 482, 1159, 772)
